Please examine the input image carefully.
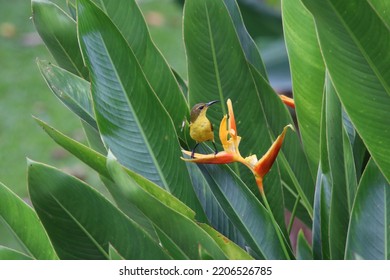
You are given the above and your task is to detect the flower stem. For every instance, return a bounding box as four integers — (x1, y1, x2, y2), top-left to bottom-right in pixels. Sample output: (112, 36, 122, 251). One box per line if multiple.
(260, 190, 292, 260)
(287, 195, 300, 235)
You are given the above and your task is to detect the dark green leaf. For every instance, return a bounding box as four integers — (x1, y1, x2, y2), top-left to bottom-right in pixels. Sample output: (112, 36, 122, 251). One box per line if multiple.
(345, 159, 390, 260)
(77, 0, 205, 218)
(34, 117, 196, 220)
(37, 60, 96, 129)
(296, 230, 312, 260)
(185, 158, 246, 248)
(282, 0, 325, 173)
(325, 77, 350, 259)
(154, 227, 189, 260)
(342, 128, 358, 212)
(0, 182, 58, 260)
(28, 161, 171, 260)
(302, 0, 390, 184)
(197, 164, 291, 259)
(90, 0, 189, 137)
(312, 97, 331, 260)
(32, 0, 88, 78)
(223, 0, 268, 78)
(236, 0, 283, 38)
(199, 223, 253, 260)
(108, 244, 125, 260)
(106, 154, 227, 260)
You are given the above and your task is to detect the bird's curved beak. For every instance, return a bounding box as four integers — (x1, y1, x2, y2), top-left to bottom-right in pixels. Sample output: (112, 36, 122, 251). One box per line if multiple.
(206, 100, 219, 107)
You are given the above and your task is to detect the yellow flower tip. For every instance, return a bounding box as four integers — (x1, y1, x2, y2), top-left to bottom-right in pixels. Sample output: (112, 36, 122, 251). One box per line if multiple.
(286, 123, 295, 132)
(226, 99, 237, 133)
(219, 115, 228, 146)
(280, 95, 295, 109)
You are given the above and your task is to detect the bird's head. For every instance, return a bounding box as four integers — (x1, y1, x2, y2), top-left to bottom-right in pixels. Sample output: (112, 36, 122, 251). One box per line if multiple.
(190, 100, 219, 123)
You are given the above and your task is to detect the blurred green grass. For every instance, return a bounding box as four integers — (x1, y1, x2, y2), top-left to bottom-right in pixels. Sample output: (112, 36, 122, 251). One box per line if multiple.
(0, 0, 185, 198)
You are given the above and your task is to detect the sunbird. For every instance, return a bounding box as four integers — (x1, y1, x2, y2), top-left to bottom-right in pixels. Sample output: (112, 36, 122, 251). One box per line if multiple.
(189, 100, 219, 158)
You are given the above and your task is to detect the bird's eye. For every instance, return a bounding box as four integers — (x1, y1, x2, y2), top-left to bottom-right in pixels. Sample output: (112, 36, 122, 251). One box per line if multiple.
(198, 105, 204, 110)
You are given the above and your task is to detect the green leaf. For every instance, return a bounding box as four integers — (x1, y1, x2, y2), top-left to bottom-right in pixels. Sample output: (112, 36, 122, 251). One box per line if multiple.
(76, 0, 205, 218)
(106, 153, 227, 260)
(34, 117, 196, 221)
(90, 0, 189, 136)
(302, 0, 390, 184)
(236, 0, 283, 38)
(32, 0, 88, 78)
(342, 128, 358, 212)
(0, 246, 33, 260)
(0, 182, 58, 260)
(312, 97, 331, 260)
(185, 158, 246, 248)
(108, 244, 125, 260)
(345, 159, 390, 260)
(296, 230, 313, 260)
(28, 161, 171, 260)
(154, 227, 189, 260)
(223, 0, 268, 78)
(37, 60, 96, 129)
(196, 164, 291, 259)
(312, 165, 332, 260)
(199, 223, 253, 260)
(282, 0, 325, 173)
(325, 77, 350, 259)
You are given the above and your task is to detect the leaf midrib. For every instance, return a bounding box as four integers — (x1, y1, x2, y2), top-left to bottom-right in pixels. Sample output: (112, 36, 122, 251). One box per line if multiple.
(93, 30, 170, 192)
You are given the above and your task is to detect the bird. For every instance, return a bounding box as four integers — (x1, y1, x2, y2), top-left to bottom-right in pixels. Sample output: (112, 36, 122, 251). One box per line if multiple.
(189, 100, 219, 158)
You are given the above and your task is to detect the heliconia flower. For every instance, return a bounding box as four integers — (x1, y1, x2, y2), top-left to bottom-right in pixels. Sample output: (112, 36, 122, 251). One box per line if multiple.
(182, 99, 293, 194)
(279, 95, 295, 109)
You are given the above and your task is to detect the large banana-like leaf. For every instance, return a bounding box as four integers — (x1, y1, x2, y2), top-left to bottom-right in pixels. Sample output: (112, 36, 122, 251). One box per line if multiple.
(282, 0, 325, 174)
(40, 118, 249, 259)
(302, 0, 390, 184)
(196, 163, 292, 260)
(37, 60, 96, 129)
(76, 0, 205, 217)
(106, 154, 239, 260)
(312, 98, 331, 260)
(34, 118, 195, 220)
(28, 161, 171, 260)
(185, 159, 246, 248)
(184, 0, 314, 224)
(90, 0, 188, 136)
(223, 0, 268, 78)
(199, 223, 254, 260)
(0, 182, 58, 259)
(345, 159, 390, 259)
(32, 0, 88, 78)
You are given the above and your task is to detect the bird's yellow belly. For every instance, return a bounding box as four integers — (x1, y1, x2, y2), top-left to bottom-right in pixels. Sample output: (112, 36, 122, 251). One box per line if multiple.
(190, 119, 214, 143)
